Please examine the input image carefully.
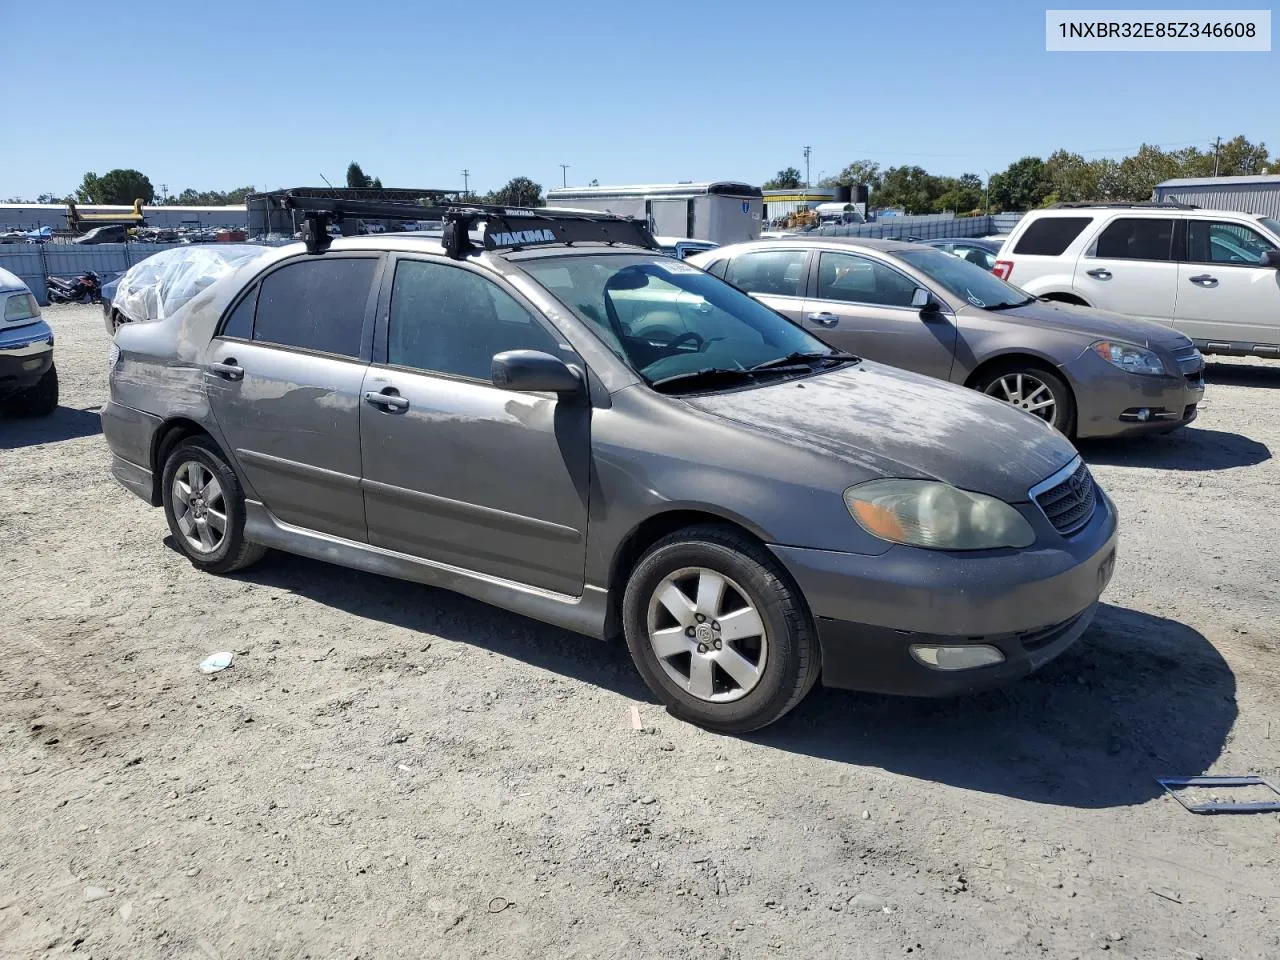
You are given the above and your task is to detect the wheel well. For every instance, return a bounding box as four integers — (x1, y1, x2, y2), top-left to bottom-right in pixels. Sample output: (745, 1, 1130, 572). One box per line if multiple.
(604, 510, 767, 638)
(150, 418, 214, 505)
(1038, 291, 1089, 307)
(964, 353, 1069, 391)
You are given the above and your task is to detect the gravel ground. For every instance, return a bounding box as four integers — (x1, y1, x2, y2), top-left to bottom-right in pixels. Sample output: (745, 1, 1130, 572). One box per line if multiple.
(2, 302, 1279, 960)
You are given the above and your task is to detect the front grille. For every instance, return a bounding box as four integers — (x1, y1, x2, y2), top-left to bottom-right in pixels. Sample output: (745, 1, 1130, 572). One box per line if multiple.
(1033, 460, 1097, 536)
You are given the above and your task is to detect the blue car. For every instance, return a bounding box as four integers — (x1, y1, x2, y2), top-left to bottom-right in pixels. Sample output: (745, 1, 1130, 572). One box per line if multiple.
(0, 267, 57, 416)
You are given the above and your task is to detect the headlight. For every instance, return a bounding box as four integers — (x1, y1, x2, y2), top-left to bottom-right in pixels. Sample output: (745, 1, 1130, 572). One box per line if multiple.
(1091, 340, 1166, 376)
(844, 480, 1035, 550)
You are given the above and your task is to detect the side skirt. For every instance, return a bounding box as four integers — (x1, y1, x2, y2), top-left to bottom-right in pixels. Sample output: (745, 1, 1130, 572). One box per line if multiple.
(242, 500, 609, 639)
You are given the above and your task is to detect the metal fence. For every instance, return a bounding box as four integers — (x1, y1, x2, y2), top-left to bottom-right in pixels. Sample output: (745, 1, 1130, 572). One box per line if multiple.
(2, 242, 228, 305)
(813, 212, 1023, 241)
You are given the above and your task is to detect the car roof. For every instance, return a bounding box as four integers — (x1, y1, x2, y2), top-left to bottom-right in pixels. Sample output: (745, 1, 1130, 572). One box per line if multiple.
(0, 266, 30, 293)
(925, 236, 1001, 247)
(1021, 205, 1257, 219)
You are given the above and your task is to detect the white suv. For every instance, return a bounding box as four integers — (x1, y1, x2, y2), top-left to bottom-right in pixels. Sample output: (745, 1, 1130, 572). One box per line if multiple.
(995, 204, 1280, 359)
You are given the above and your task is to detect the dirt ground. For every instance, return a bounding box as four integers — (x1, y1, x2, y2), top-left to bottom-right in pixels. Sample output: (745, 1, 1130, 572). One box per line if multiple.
(2, 302, 1279, 960)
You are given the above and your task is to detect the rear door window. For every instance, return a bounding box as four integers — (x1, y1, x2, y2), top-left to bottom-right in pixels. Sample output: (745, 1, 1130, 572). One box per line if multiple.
(1092, 218, 1175, 261)
(723, 250, 808, 297)
(252, 258, 377, 358)
(1012, 217, 1094, 256)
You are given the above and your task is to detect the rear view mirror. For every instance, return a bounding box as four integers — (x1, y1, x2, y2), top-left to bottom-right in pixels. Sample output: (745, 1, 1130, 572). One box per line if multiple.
(491, 350, 583, 395)
(1261, 249, 1280, 268)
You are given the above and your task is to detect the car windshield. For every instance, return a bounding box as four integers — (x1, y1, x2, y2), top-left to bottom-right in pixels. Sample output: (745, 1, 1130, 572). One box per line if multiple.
(897, 247, 1034, 309)
(519, 253, 846, 389)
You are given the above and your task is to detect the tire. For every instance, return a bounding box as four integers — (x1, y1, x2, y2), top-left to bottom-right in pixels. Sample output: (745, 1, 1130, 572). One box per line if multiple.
(160, 435, 266, 574)
(974, 362, 1077, 438)
(621, 524, 819, 734)
(0, 364, 58, 417)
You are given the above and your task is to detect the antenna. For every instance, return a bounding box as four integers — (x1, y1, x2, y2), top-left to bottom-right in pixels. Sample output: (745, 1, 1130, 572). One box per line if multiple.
(319, 173, 334, 188)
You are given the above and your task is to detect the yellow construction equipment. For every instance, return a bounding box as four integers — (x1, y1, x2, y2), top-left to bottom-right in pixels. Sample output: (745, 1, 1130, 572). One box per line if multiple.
(65, 199, 147, 232)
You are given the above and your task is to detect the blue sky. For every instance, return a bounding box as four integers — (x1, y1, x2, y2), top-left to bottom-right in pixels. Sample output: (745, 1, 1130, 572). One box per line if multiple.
(3, 0, 1275, 198)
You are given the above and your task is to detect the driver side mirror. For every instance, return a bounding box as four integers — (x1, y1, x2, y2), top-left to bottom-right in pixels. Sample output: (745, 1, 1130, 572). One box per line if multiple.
(1261, 249, 1280, 268)
(491, 350, 583, 396)
(911, 287, 939, 311)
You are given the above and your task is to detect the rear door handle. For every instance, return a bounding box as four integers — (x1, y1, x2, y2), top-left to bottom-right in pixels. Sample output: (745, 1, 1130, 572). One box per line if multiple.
(1189, 274, 1219, 288)
(808, 312, 840, 327)
(1086, 268, 1112, 280)
(364, 388, 409, 412)
(207, 359, 244, 381)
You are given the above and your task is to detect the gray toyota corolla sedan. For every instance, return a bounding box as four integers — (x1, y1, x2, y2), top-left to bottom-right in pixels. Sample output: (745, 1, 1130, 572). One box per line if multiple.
(690, 239, 1206, 438)
(101, 200, 1118, 732)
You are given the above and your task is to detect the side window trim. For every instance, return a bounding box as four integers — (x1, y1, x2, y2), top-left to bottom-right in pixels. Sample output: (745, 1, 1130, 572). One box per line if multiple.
(373, 253, 578, 384)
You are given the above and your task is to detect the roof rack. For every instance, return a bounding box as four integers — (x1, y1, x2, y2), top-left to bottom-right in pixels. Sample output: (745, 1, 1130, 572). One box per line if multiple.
(1047, 200, 1199, 210)
(277, 193, 658, 258)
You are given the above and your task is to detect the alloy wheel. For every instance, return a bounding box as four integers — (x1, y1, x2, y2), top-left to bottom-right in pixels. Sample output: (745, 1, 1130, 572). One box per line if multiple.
(984, 372, 1057, 424)
(645, 566, 769, 703)
(171, 460, 227, 554)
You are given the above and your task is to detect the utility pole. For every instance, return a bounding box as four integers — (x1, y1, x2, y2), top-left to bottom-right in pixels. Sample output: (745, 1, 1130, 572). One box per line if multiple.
(461, 169, 470, 197)
(559, 164, 570, 188)
(160, 183, 168, 203)
(803, 146, 812, 190)
(983, 169, 991, 216)
(1212, 136, 1222, 177)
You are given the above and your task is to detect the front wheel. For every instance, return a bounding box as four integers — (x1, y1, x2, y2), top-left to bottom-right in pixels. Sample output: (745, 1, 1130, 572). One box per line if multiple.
(622, 525, 819, 734)
(974, 364, 1076, 437)
(161, 436, 266, 574)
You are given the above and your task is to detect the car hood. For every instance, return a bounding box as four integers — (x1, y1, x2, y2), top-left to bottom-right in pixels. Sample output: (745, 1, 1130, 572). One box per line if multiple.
(682, 361, 1077, 503)
(994, 299, 1191, 350)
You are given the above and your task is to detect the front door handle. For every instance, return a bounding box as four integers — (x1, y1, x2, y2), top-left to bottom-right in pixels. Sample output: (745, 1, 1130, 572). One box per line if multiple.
(1189, 274, 1219, 288)
(207, 359, 244, 381)
(808, 312, 840, 327)
(364, 388, 409, 412)
(1086, 268, 1112, 280)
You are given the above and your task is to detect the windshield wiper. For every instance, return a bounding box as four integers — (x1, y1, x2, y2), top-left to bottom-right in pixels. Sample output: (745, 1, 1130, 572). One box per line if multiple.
(984, 297, 1037, 312)
(649, 367, 756, 392)
(749, 350, 859, 371)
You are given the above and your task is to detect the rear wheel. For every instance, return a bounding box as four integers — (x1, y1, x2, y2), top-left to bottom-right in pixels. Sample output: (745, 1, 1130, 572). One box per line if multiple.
(974, 363, 1076, 437)
(0, 364, 58, 417)
(622, 525, 819, 733)
(161, 436, 265, 574)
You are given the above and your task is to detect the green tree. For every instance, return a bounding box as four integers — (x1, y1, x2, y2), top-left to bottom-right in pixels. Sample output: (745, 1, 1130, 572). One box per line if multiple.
(818, 160, 882, 192)
(1210, 135, 1272, 176)
(933, 173, 984, 214)
(75, 169, 155, 205)
(988, 156, 1049, 211)
(762, 166, 803, 190)
(371, 177, 383, 190)
(876, 165, 943, 214)
(482, 177, 544, 207)
(1043, 150, 1099, 203)
(346, 162, 371, 189)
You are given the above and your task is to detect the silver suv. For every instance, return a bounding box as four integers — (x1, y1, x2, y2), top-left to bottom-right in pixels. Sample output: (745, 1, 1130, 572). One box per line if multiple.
(995, 203, 1280, 359)
(101, 199, 1118, 732)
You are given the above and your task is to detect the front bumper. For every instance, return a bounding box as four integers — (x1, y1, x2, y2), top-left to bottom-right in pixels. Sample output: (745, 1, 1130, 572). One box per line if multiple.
(1062, 350, 1205, 439)
(770, 490, 1119, 696)
(0, 322, 54, 397)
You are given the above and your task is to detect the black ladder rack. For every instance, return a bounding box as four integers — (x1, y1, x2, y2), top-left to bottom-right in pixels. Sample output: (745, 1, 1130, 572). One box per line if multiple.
(277, 192, 658, 258)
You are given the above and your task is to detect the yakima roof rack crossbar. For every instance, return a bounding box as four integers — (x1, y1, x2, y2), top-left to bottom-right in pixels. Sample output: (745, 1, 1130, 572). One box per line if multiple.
(1047, 200, 1200, 210)
(278, 193, 658, 258)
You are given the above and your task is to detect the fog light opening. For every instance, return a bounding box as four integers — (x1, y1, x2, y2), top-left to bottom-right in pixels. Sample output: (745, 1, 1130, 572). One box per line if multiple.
(910, 644, 1006, 672)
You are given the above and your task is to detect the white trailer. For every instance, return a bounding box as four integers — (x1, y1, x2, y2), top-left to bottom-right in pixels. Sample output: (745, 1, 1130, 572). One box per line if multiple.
(545, 182, 762, 245)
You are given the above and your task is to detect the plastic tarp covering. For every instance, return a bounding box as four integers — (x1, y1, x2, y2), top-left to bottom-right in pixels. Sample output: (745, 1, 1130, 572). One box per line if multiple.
(111, 244, 270, 323)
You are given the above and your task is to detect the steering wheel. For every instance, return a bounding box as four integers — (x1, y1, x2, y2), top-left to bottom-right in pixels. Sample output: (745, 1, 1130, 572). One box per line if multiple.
(666, 331, 705, 352)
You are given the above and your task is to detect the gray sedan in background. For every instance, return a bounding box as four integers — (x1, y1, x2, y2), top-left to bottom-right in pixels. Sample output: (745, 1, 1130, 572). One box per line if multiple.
(691, 239, 1206, 438)
(101, 213, 1118, 733)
